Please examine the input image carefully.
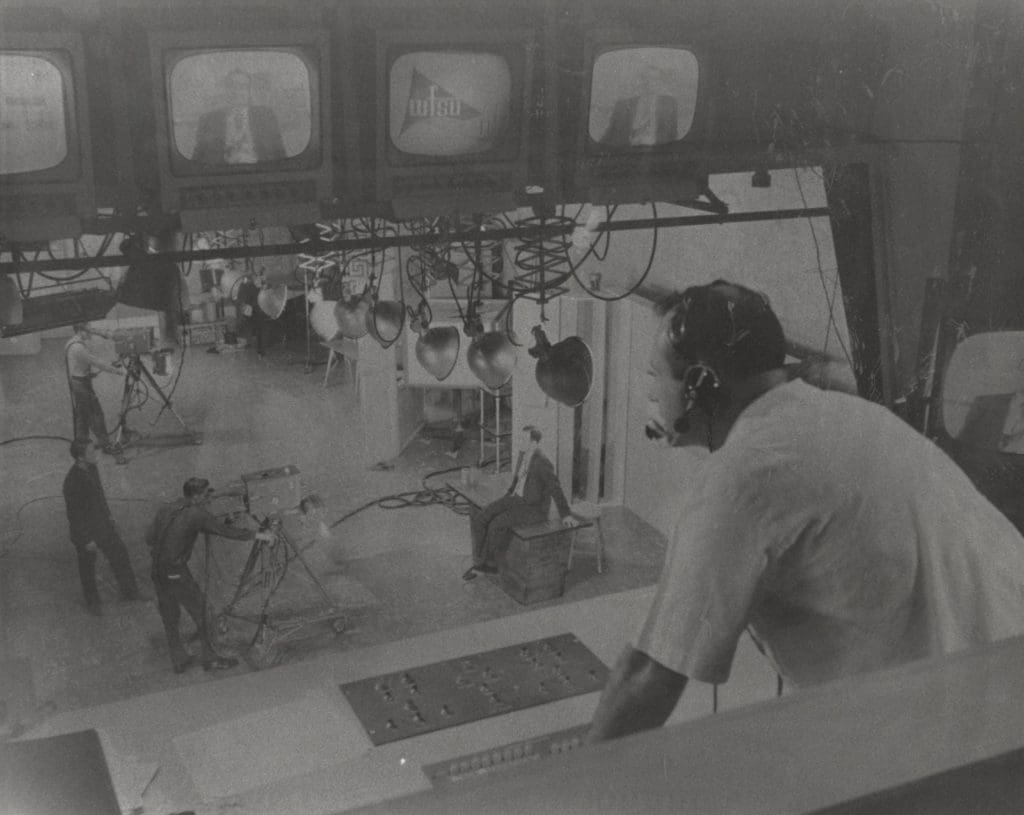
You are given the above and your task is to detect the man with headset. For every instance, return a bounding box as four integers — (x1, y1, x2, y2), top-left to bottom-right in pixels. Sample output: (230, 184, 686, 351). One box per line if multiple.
(588, 279, 1024, 742)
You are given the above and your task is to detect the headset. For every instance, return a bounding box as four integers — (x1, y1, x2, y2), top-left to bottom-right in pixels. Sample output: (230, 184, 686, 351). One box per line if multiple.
(646, 281, 774, 445)
(675, 362, 722, 435)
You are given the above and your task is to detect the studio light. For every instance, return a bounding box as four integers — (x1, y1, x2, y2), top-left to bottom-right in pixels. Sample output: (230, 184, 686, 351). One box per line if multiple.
(334, 293, 371, 339)
(467, 330, 516, 390)
(416, 326, 460, 381)
(117, 238, 180, 312)
(309, 299, 340, 340)
(365, 298, 405, 346)
(410, 301, 459, 381)
(529, 325, 593, 408)
(257, 283, 288, 319)
(217, 266, 248, 301)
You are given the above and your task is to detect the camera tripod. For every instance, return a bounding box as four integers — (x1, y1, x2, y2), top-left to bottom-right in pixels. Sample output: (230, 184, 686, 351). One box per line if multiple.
(113, 353, 200, 449)
(214, 516, 343, 669)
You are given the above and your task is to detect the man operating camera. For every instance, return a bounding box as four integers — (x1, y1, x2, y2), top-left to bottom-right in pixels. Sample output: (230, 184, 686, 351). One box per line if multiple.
(147, 476, 267, 674)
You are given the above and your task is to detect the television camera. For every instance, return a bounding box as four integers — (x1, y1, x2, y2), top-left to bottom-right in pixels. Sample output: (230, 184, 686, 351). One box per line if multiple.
(210, 465, 341, 669)
(109, 326, 200, 450)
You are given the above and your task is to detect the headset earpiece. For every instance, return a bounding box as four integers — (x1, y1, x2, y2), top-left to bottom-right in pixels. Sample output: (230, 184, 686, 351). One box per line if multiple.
(682, 362, 722, 415)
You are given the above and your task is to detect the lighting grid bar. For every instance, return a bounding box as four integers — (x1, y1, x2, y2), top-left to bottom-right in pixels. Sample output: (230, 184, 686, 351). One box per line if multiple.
(0, 207, 830, 276)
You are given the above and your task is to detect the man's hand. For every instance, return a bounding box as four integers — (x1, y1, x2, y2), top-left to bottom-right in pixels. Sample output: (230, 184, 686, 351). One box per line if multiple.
(254, 530, 275, 544)
(85, 541, 98, 553)
(586, 647, 688, 744)
(562, 515, 581, 529)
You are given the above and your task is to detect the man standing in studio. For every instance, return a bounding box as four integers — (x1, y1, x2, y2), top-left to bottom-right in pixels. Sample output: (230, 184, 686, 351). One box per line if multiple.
(463, 425, 578, 580)
(62, 437, 140, 615)
(65, 323, 124, 454)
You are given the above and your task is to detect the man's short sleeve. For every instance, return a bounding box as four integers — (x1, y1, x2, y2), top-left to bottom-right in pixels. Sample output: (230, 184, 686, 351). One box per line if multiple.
(635, 450, 785, 685)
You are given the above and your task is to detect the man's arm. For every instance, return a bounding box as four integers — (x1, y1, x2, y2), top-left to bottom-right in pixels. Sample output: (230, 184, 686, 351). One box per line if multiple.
(83, 345, 122, 376)
(586, 646, 688, 743)
(197, 508, 254, 541)
(68, 341, 121, 376)
(255, 106, 286, 161)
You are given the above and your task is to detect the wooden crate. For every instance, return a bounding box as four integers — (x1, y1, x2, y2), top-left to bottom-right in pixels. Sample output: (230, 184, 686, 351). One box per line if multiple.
(496, 519, 591, 605)
(182, 321, 224, 346)
(498, 569, 566, 605)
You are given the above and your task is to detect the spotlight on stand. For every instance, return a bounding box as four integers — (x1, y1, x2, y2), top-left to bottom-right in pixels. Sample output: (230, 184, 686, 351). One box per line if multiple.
(334, 292, 371, 339)
(467, 327, 516, 391)
(410, 301, 459, 381)
(365, 298, 405, 346)
(529, 325, 593, 408)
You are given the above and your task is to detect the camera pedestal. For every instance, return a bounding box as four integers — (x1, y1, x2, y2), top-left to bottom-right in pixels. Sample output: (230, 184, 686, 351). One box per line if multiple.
(215, 519, 343, 670)
(113, 353, 200, 454)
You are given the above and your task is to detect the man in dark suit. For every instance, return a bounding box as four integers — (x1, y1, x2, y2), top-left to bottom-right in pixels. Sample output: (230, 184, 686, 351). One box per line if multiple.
(62, 438, 140, 614)
(600, 62, 679, 148)
(463, 426, 579, 580)
(192, 68, 286, 165)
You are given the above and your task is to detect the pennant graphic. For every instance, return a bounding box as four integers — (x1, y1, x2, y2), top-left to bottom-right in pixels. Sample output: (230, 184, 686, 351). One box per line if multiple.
(401, 68, 482, 134)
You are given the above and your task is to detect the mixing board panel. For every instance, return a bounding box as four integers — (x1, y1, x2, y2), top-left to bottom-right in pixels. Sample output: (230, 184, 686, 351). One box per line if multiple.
(422, 724, 590, 786)
(340, 634, 608, 745)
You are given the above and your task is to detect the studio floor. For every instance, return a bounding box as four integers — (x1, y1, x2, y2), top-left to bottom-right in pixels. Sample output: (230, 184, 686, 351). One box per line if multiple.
(0, 332, 666, 734)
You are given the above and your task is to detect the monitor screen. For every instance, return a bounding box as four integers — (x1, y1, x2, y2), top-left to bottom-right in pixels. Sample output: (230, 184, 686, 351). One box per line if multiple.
(388, 50, 512, 157)
(588, 46, 699, 148)
(0, 53, 69, 174)
(167, 48, 312, 168)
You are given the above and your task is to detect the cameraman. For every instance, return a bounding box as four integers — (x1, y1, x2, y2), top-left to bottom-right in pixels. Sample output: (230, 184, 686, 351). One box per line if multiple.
(65, 323, 124, 454)
(146, 477, 260, 674)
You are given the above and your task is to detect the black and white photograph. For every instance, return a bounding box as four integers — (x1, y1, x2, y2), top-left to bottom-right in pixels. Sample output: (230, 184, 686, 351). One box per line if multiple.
(2, 1, 1024, 814)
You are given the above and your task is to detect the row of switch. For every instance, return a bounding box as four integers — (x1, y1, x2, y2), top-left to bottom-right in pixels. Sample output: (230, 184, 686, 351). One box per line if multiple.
(425, 727, 588, 785)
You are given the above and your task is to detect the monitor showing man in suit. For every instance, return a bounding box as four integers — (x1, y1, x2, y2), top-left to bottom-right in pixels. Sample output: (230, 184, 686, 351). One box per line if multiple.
(589, 47, 699, 148)
(193, 68, 286, 165)
(167, 50, 312, 167)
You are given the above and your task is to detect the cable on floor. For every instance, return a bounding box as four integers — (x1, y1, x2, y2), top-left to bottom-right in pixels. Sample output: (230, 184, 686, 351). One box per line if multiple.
(0, 493, 166, 559)
(0, 434, 73, 447)
(326, 459, 511, 530)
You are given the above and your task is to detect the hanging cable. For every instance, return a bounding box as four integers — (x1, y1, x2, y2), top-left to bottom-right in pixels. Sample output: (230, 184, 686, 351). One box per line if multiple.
(567, 201, 660, 302)
(508, 209, 576, 309)
(792, 168, 856, 370)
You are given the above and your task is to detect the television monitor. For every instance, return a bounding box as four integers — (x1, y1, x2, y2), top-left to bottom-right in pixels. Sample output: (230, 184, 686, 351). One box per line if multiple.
(376, 33, 537, 220)
(345, 0, 555, 220)
(146, 28, 335, 232)
(572, 34, 711, 205)
(0, 32, 95, 241)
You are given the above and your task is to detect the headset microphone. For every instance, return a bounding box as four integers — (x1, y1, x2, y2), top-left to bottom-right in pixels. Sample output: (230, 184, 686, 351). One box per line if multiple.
(645, 420, 667, 441)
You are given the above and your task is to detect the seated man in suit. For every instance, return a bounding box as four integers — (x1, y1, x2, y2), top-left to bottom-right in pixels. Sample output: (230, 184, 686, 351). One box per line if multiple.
(600, 61, 679, 148)
(192, 68, 287, 165)
(464, 426, 579, 580)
